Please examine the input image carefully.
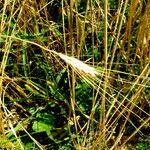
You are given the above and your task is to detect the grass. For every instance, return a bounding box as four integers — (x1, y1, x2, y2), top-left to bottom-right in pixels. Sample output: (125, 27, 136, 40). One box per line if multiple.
(0, 0, 150, 149)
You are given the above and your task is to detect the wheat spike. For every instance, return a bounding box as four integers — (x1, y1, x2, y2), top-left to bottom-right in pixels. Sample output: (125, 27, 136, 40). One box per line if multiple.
(58, 53, 99, 77)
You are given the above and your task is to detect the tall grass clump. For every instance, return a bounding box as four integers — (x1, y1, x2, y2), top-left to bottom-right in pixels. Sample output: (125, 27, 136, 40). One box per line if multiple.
(0, 0, 150, 149)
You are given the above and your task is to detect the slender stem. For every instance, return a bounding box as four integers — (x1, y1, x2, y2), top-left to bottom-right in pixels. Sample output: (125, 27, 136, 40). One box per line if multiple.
(100, 0, 108, 146)
(22, 42, 28, 78)
(109, 0, 128, 73)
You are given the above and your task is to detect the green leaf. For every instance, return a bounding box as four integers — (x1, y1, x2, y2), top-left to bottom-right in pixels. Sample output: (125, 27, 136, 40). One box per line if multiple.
(56, 68, 67, 84)
(32, 121, 52, 133)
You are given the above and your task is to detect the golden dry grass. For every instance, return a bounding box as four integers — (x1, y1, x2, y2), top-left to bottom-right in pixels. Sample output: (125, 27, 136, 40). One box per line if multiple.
(0, 0, 150, 149)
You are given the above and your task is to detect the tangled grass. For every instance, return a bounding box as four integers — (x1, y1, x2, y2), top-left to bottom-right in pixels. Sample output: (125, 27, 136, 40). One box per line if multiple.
(0, 0, 150, 149)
